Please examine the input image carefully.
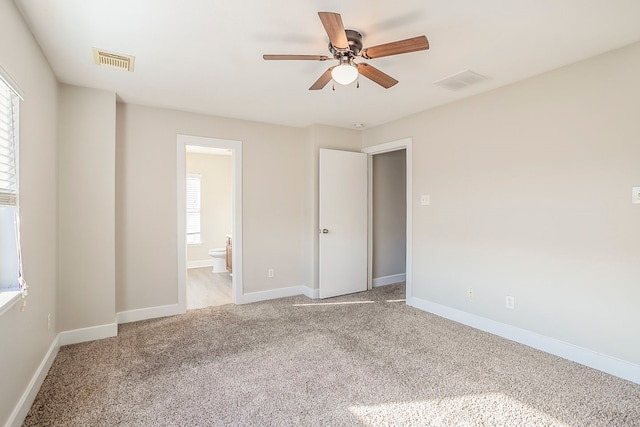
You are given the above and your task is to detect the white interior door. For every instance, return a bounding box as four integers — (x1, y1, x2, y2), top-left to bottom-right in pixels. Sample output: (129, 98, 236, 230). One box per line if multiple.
(319, 149, 368, 299)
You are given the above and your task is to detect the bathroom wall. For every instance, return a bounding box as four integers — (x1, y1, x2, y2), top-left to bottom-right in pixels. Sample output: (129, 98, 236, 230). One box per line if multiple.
(372, 149, 406, 282)
(185, 152, 232, 265)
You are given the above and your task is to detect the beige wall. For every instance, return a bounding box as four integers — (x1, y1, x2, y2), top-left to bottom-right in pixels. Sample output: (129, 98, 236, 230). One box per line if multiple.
(58, 84, 116, 331)
(372, 150, 406, 279)
(0, 0, 59, 423)
(186, 153, 232, 262)
(116, 103, 306, 312)
(3, 3, 639, 422)
(363, 42, 640, 364)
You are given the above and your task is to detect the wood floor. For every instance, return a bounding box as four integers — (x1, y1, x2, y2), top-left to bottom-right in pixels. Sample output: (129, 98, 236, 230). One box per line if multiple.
(187, 267, 232, 309)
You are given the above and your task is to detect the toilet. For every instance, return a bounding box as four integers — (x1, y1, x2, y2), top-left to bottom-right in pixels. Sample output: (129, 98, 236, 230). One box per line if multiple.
(208, 248, 226, 273)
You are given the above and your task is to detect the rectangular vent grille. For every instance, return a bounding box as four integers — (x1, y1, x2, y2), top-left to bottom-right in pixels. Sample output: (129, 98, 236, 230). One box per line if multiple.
(433, 70, 488, 91)
(92, 48, 135, 72)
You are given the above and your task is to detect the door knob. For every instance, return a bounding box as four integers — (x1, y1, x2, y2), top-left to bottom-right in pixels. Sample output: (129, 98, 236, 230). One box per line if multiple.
(321, 229, 329, 234)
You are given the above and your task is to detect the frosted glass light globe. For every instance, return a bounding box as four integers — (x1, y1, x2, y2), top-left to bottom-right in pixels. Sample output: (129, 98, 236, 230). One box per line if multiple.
(331, 64, 358, 85)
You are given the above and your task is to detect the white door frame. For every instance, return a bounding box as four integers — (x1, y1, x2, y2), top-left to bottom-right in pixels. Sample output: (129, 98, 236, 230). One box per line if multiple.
(361, 138, 413, 299)
(177, 134, 243, 310)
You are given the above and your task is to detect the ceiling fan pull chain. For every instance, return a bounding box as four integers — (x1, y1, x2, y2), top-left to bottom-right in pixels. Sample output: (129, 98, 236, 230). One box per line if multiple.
(357, 80, 360, 89)
(332, 83, 335, 91)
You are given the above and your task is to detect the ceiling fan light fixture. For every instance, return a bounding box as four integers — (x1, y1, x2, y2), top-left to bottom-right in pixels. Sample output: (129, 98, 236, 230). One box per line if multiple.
(264, 11, 429, 90)
(331, 57, 358, 85)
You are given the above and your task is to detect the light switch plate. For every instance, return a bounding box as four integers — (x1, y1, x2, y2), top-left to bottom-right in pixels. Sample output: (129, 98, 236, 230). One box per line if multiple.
(420, 195, 430, 205)
(632, 187, 640, 204)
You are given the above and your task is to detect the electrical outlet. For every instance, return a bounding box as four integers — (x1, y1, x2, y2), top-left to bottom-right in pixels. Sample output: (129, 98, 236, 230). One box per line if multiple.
(47, 314, 51, 330)
(505, 295, 515, 310)
(420, 195, 430, 205)
(268, 269, 274, 278)
(632, 187, 640, 204)
(467, 288, 473, 298)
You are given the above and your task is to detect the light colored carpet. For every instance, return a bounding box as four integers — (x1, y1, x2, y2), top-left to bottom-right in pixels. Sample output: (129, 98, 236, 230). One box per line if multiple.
(25, 284, 640, 426)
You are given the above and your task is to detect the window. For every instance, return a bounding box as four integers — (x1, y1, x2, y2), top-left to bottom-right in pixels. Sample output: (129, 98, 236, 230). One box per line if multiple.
(186, 174, 202, 245)
(0, 72, 26, 301)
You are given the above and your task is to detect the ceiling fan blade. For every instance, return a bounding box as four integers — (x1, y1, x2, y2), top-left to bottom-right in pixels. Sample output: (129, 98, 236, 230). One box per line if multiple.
(318, 12, 349, 50)
(357, 63, 398, 89)
(309, 67, 334, 90)
(361, 35, 429, 59)
(263, 54, 330, 61)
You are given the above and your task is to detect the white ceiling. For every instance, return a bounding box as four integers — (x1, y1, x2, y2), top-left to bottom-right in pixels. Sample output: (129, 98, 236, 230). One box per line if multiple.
(14, 0, 640, 129)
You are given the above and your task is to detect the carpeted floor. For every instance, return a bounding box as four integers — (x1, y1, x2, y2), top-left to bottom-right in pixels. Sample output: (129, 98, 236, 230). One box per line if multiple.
(24, 284, 640, 426)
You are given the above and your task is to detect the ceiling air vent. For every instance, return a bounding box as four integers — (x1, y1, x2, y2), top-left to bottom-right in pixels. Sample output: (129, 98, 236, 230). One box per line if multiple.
(433, 70, 488, 91)
(92, 48, 135, 72)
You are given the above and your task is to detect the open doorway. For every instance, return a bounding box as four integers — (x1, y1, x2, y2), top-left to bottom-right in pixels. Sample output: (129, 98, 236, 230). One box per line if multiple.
(372, 149, 407, 288)
(185, 148, 232, 308)
(177, 135, 243, 311)
(363, 138, 413, 298)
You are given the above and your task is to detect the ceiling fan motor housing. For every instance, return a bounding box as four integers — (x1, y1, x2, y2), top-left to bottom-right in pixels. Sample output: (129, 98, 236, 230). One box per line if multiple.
(329, 29, 363, 58)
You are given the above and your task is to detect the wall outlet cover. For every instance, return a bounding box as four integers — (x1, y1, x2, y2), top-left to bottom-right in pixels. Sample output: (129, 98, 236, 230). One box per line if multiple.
(505, 295, 515, 309)
(632, 187, 640, 204)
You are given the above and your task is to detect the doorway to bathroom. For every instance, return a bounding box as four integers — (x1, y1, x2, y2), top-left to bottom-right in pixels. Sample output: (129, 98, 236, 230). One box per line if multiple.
(176, 135, 243, 310)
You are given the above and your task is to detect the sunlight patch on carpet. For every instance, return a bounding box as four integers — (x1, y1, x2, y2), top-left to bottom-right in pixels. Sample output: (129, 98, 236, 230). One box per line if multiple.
(292, 301, 376, 307)
(348, 393, 571, 426)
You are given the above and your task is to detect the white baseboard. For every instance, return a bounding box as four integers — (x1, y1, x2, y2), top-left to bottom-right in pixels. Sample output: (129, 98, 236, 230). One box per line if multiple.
(116, 304, 184, 324)
(301, 286, 319, 299)
(58, 323, 118, 347)
(373, 273, 406, 288)
(187, 259, 215, 269)
(6, 336, 60, 427)
(407, 296, 640, 385)
(236, 285, 308, 304)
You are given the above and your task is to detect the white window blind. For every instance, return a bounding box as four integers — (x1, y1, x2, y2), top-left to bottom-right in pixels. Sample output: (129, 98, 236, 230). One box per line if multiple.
(0, 72, 26, 298)
(0, 78, 18, 207)
(186, 175, 201, 244)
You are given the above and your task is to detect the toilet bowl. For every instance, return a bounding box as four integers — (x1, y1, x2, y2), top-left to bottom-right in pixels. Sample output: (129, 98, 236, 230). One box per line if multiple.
(208, 248, 226, 273)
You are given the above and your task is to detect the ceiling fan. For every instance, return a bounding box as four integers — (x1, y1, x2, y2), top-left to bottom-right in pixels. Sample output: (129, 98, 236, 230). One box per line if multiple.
(263, 12, 429, 90)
